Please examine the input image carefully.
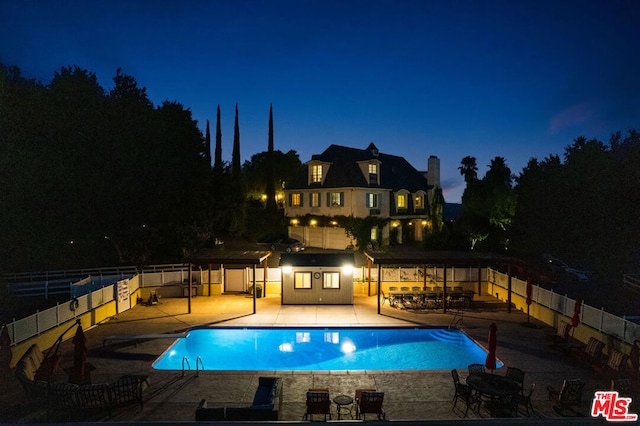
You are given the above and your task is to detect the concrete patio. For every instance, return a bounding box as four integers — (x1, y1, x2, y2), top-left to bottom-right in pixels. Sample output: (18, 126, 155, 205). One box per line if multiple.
(1, 292, 631, 423)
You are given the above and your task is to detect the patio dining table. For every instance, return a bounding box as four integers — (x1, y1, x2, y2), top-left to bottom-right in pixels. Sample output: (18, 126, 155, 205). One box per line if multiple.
(388, 289, 474, 309)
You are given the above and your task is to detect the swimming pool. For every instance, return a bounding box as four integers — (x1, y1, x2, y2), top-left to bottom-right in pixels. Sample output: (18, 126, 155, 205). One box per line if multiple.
(153, 327, 501, 371)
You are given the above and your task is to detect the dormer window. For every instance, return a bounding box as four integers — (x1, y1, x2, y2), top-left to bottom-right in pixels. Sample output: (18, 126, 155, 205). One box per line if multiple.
(311, 164, 323, 183)
(397, 194, 407, 208)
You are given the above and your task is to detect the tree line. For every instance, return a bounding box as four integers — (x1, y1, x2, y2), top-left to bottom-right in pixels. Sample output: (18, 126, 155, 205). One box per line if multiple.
(448, 131, 640, 280)
(0, 64, 298, 272)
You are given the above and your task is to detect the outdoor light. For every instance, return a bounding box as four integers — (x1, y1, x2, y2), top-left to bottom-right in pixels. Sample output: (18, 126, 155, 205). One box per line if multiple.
(391, 221, 400, 228)
(291, 219, 299, 226)
(278, 343, 293, 352)
(310, 219, 317, 226)
(421, 220, 427, 226)
(340, 339, 356, 354)
(330, 221, 338, 226)
(261, 194, 267, 201)
(342, 264, 353, 274)
(282, 266, 292, 274)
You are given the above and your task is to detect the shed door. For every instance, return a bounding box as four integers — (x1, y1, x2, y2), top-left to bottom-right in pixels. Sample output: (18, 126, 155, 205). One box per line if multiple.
(224, 269, 245, 292)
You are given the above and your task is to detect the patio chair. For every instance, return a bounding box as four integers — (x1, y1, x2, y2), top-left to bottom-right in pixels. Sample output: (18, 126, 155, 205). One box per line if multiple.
(355, 389, 385, 420)
(484, 393, 519, 417)
(468, 363, 485, 376)
(592, 349, 628, 380)
(546, 321, 570, 347)
(547, 378, 584, 416)
(517, 382, 536, 417)
(304, 389, 331, 421)
(505, 367, 525, 392)
(451, 369, 476, 417)
(570, 337, 605, 365)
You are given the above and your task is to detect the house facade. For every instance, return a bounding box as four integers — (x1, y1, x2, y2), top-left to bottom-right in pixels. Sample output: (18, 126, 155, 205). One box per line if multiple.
(283, 143, 442, 249)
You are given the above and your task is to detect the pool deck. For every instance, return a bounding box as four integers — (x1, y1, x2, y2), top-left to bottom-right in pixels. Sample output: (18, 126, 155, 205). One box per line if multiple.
(2, 293, 632, 423)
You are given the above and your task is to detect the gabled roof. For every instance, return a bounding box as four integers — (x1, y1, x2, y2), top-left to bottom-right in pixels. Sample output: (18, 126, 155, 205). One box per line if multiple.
(288, 143, 430, 192)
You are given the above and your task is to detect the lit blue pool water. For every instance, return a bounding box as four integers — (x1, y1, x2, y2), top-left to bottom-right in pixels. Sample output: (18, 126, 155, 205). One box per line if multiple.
(153, 327, 501, 371)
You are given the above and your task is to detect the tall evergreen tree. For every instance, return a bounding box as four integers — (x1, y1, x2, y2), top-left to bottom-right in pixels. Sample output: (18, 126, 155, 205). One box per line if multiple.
(265, 104, 277, 213)
(214, 104, 223, 175)
(232, 103, 241, 178)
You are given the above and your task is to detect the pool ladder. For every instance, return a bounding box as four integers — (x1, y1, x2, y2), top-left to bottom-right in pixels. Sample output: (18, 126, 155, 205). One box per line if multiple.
(182, 355, 204, 377)
(448, 310, 463, 329)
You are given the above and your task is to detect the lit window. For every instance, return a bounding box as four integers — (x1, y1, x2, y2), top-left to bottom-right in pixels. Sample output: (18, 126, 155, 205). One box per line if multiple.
(323, 272, 340, 289)
(329, 192, 344, 207)
(366, 193, 378, 208)
(311, 164, 323, 183)
(311, 192, 320, 207)
(397, 194, 406, 208)
(415, 195, 424, 209)
(368, 163, 377, 174)
(290, 193, 302, 207)
(370, 227, 378, 241)
(294, 272, 311, 289)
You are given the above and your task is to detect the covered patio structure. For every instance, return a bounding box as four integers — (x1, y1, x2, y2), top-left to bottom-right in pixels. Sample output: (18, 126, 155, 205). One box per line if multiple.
(364, 250, 518, 314)
(186, 249, 272, 314)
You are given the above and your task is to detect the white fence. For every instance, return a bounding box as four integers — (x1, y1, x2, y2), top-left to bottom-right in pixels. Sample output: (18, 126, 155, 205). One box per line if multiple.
(7, 264, 639, 347)
(5, 285, 115, 345)
(488, 268, 640, 345)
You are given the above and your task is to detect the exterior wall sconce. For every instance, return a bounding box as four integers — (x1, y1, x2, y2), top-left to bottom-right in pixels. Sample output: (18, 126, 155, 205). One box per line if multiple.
(310, 219, 317, 226)
(291, 219, 299, 226)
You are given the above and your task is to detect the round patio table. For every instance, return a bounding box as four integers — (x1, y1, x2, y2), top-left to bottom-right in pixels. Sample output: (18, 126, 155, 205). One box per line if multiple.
(333, 394, 353, 419)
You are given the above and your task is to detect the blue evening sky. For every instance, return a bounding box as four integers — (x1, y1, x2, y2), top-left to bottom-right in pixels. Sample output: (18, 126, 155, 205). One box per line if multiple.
(2, 0, 638, 203)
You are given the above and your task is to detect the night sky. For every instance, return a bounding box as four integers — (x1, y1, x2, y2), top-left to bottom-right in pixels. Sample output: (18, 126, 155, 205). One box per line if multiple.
(2, 0, 639, 202)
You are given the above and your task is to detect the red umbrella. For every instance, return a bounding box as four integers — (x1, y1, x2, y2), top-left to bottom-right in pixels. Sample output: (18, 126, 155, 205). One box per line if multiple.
(571, 299, 582, 328)
(485, 322, 497, 372)
(0, 325, 12, 377)
(69, 323, 87, 385)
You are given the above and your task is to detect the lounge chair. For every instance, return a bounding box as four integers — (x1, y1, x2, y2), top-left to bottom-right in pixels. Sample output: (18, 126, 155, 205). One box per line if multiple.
(304, 389, 331, 421)
(355, 389, 385, 420)
(547, 379, 584, 416)
(451, 369, 476, 417)
(468, 363, 485, 376)
(592, 349, 628, 380)
(570, 336, 605, 365)
(546, 321, 570, 347)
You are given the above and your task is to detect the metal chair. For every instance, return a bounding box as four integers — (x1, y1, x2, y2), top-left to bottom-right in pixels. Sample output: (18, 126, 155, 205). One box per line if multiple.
(517, 382, 536, 416)
(304, 389, 331, 421)
(547, 379, 584, 416)
(451, 369, 476, 417)
(505, 367, 525, 392)
(468, 363, 485, 376)
(355, 390, 385, 420)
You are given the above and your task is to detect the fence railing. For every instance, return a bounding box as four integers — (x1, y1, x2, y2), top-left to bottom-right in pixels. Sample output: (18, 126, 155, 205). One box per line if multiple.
(488, 268, 640, 346)
(623, 274, 640, 292)
(5, 285, 116, 345)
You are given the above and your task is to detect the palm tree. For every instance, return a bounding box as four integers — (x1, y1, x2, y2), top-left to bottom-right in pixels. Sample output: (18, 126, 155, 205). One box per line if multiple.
(458, 156, 478, 184)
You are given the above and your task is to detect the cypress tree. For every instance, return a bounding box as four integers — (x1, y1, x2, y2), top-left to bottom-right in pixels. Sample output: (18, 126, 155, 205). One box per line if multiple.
(204, 119, 212, 168)
(265, 104, 277, 213)
(232, 103, 241, 178)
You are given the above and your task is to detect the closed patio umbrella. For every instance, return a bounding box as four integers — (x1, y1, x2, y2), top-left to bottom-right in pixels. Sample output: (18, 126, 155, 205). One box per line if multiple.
(571, 299, 582, 328)
(0, 325, 12, 377)
(485, 322, 497, 372)
(69, 323, 88, 385)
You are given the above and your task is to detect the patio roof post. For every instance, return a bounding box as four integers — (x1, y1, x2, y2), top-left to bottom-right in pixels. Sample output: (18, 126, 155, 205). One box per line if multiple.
(477, 263, 482, 296)
(188, 263, 192, 314)
(443, 265, 447, 314)
(252, 264, 257, 314)
(377, 263, 381, 315)
(367, 257, 372, 297)
(263, 258, 268, 297)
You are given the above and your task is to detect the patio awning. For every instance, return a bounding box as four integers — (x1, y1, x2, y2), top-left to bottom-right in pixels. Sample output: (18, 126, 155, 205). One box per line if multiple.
(364, 250, 515, 266)
(187, 249, 271, 267)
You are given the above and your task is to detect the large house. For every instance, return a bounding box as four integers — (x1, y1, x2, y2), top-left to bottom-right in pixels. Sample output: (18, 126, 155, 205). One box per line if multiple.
(283, 143, 443, 249)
